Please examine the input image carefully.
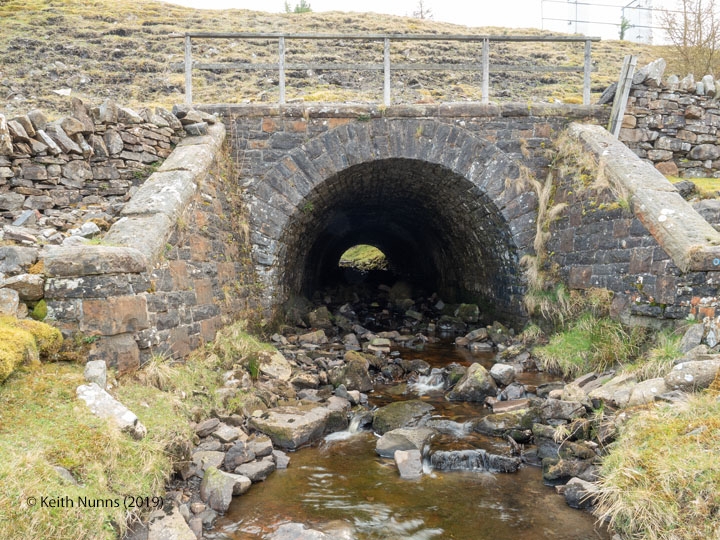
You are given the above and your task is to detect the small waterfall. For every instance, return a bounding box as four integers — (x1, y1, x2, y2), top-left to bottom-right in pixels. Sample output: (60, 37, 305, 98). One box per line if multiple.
(346, 414, 363, 434)
(429, 449, 520, 474)
(409, 368, 446, 395)
(324, 411, 371, 442)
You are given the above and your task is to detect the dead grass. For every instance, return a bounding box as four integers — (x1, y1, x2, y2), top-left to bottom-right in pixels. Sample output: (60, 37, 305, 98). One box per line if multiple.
(595, 392, 720, 539)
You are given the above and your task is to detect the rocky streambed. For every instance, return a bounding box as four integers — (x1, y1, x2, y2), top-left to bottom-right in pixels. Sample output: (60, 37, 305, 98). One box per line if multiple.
(131, 289, 631, 540)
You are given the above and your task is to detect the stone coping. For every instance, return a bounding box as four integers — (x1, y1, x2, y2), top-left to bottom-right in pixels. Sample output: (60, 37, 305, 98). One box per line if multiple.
(200, 102, 607, 120)
(569, 123, 720, 272)
(41, 122, 226, 277)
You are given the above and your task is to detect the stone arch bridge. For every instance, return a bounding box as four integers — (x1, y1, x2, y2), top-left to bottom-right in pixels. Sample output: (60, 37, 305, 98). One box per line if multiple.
(38, 101, 720, 367)
(203, 102, 607, 324)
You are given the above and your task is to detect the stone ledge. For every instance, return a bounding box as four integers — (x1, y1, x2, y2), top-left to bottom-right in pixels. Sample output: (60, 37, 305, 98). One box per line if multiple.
(569, 123, 720, 272)
(200, 102, 606, 120)
(42, 245, 149, 277)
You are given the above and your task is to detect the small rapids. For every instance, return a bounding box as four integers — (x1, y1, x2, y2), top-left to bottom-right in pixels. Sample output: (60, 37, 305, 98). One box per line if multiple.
(407, 368, 446, 395)
(211, 341, 610, 540)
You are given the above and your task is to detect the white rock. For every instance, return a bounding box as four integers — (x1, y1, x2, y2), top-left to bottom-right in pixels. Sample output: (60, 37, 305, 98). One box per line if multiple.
(76, 383, 147, 439)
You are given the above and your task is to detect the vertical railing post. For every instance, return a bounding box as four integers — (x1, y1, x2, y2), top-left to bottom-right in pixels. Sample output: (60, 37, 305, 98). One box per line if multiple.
(383, 37, 391, 106)
(583, 39, 592, 105)
(278, 36, 286, 105)
(184, 34, 192, 106)
(482, 38, 489, 105)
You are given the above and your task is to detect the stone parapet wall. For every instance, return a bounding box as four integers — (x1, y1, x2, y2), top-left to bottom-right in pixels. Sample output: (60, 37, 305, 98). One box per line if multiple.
(619, 59, 720, 178)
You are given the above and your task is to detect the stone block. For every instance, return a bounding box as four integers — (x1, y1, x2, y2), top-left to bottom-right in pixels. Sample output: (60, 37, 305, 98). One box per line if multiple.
(120, 170, 197, 222)
(103, 213, 174, 265)
(87, 333, 141, 374)
(168, 260, 190, 290)
(194, 278, 213, 305)
(82, 295, 149, 335)
(0, 273, 44, 301)
(76, 382, 146, 439)
(43, 246, 148, 278)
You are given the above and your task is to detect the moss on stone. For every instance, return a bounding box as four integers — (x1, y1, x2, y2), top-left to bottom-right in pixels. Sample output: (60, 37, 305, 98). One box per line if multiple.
(0, 316, 63, 382)
(30, 299, 48, 321)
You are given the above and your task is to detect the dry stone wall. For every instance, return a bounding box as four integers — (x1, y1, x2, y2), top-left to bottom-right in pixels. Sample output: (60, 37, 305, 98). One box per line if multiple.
(0, 98, 186, 244)
(619, 59, 720, 179)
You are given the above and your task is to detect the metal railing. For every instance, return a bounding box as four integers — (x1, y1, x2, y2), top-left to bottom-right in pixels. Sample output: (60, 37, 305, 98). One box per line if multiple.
(180, 32, 600, 106)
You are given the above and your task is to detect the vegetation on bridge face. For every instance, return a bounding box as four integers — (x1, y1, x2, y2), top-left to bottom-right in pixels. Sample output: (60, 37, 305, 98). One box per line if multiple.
(0, 0, 667, 116)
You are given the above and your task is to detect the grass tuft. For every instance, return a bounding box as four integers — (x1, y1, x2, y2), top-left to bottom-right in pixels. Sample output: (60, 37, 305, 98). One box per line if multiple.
(595, 392, 720, 539)
(623, 328, 683, 381)
(534, 313, 645, 378)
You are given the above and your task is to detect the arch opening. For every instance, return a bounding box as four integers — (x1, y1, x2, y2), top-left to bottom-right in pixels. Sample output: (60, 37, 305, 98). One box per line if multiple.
(277, 158, 528, 325)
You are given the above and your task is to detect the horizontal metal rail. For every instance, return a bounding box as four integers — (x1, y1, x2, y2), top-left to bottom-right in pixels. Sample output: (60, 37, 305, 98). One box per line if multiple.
(180, 32, 600, 106)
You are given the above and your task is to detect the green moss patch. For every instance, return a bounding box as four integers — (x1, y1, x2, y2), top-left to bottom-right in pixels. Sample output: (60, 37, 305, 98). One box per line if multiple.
(0, 316, 63, 383)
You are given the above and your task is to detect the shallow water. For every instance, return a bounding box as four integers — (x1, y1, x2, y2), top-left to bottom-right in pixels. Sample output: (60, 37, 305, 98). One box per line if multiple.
(211, 341, 610, 540)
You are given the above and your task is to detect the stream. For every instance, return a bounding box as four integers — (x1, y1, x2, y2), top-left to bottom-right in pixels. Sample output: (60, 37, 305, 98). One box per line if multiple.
(208, 341, 610, 540)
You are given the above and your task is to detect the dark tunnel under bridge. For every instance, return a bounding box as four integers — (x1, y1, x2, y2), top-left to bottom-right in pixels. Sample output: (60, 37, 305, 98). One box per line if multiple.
(244, 118, 539, 325)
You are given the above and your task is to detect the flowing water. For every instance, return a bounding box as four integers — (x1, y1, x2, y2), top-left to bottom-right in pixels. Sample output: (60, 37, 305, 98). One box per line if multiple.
(210, 341, 610, 540)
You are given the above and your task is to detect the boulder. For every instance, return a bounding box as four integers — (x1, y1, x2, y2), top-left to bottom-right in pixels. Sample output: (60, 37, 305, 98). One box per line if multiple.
(472, 409, 533, 437)
(0, 288, 20, 317)
(679, 324, 705, 353)
(665, 359, 720, 392)
(298, 329, 327, 345)
(258, 350, 292, 381)
(199, 466, 250, 513)
(192, 450, 225, 474)
(0, 273, 44, 302)
(632, 58, 666, 86)
(542, 458, 598, 484)
(537, 400, 586, 421)
(588, 373, 638, 408)
(489, 363, 516, 386)
(148, 506, 196, 540)
(328, 350, 373, 392)
(446, 362, 497, 402)
(83, 359, 107, 389)
(224, 442, 256, 470)
(395, 449, 423, 479)
(375, 427, 436, 458)
(234, 455, 276, 482)
(248, 404, 333, 450)
(430, 449, 520, 473)
(0, 248, 39, 276)
(194, 417, 220, 437)
(626, 377, 667, 407)
(372, 400, 435, 435)
(562, 477, 599, 510)
(455, 303, 479, 323)
(307, 306, 333, 329)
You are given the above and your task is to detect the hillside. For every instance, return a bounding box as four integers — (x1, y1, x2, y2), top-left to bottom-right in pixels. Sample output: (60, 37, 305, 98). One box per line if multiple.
(0, 0, 670, 117)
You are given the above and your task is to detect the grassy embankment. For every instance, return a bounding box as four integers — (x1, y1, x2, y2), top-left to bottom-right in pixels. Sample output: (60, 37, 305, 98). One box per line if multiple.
(0, 320, 269, 540)
(0, 0, 667, 117)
